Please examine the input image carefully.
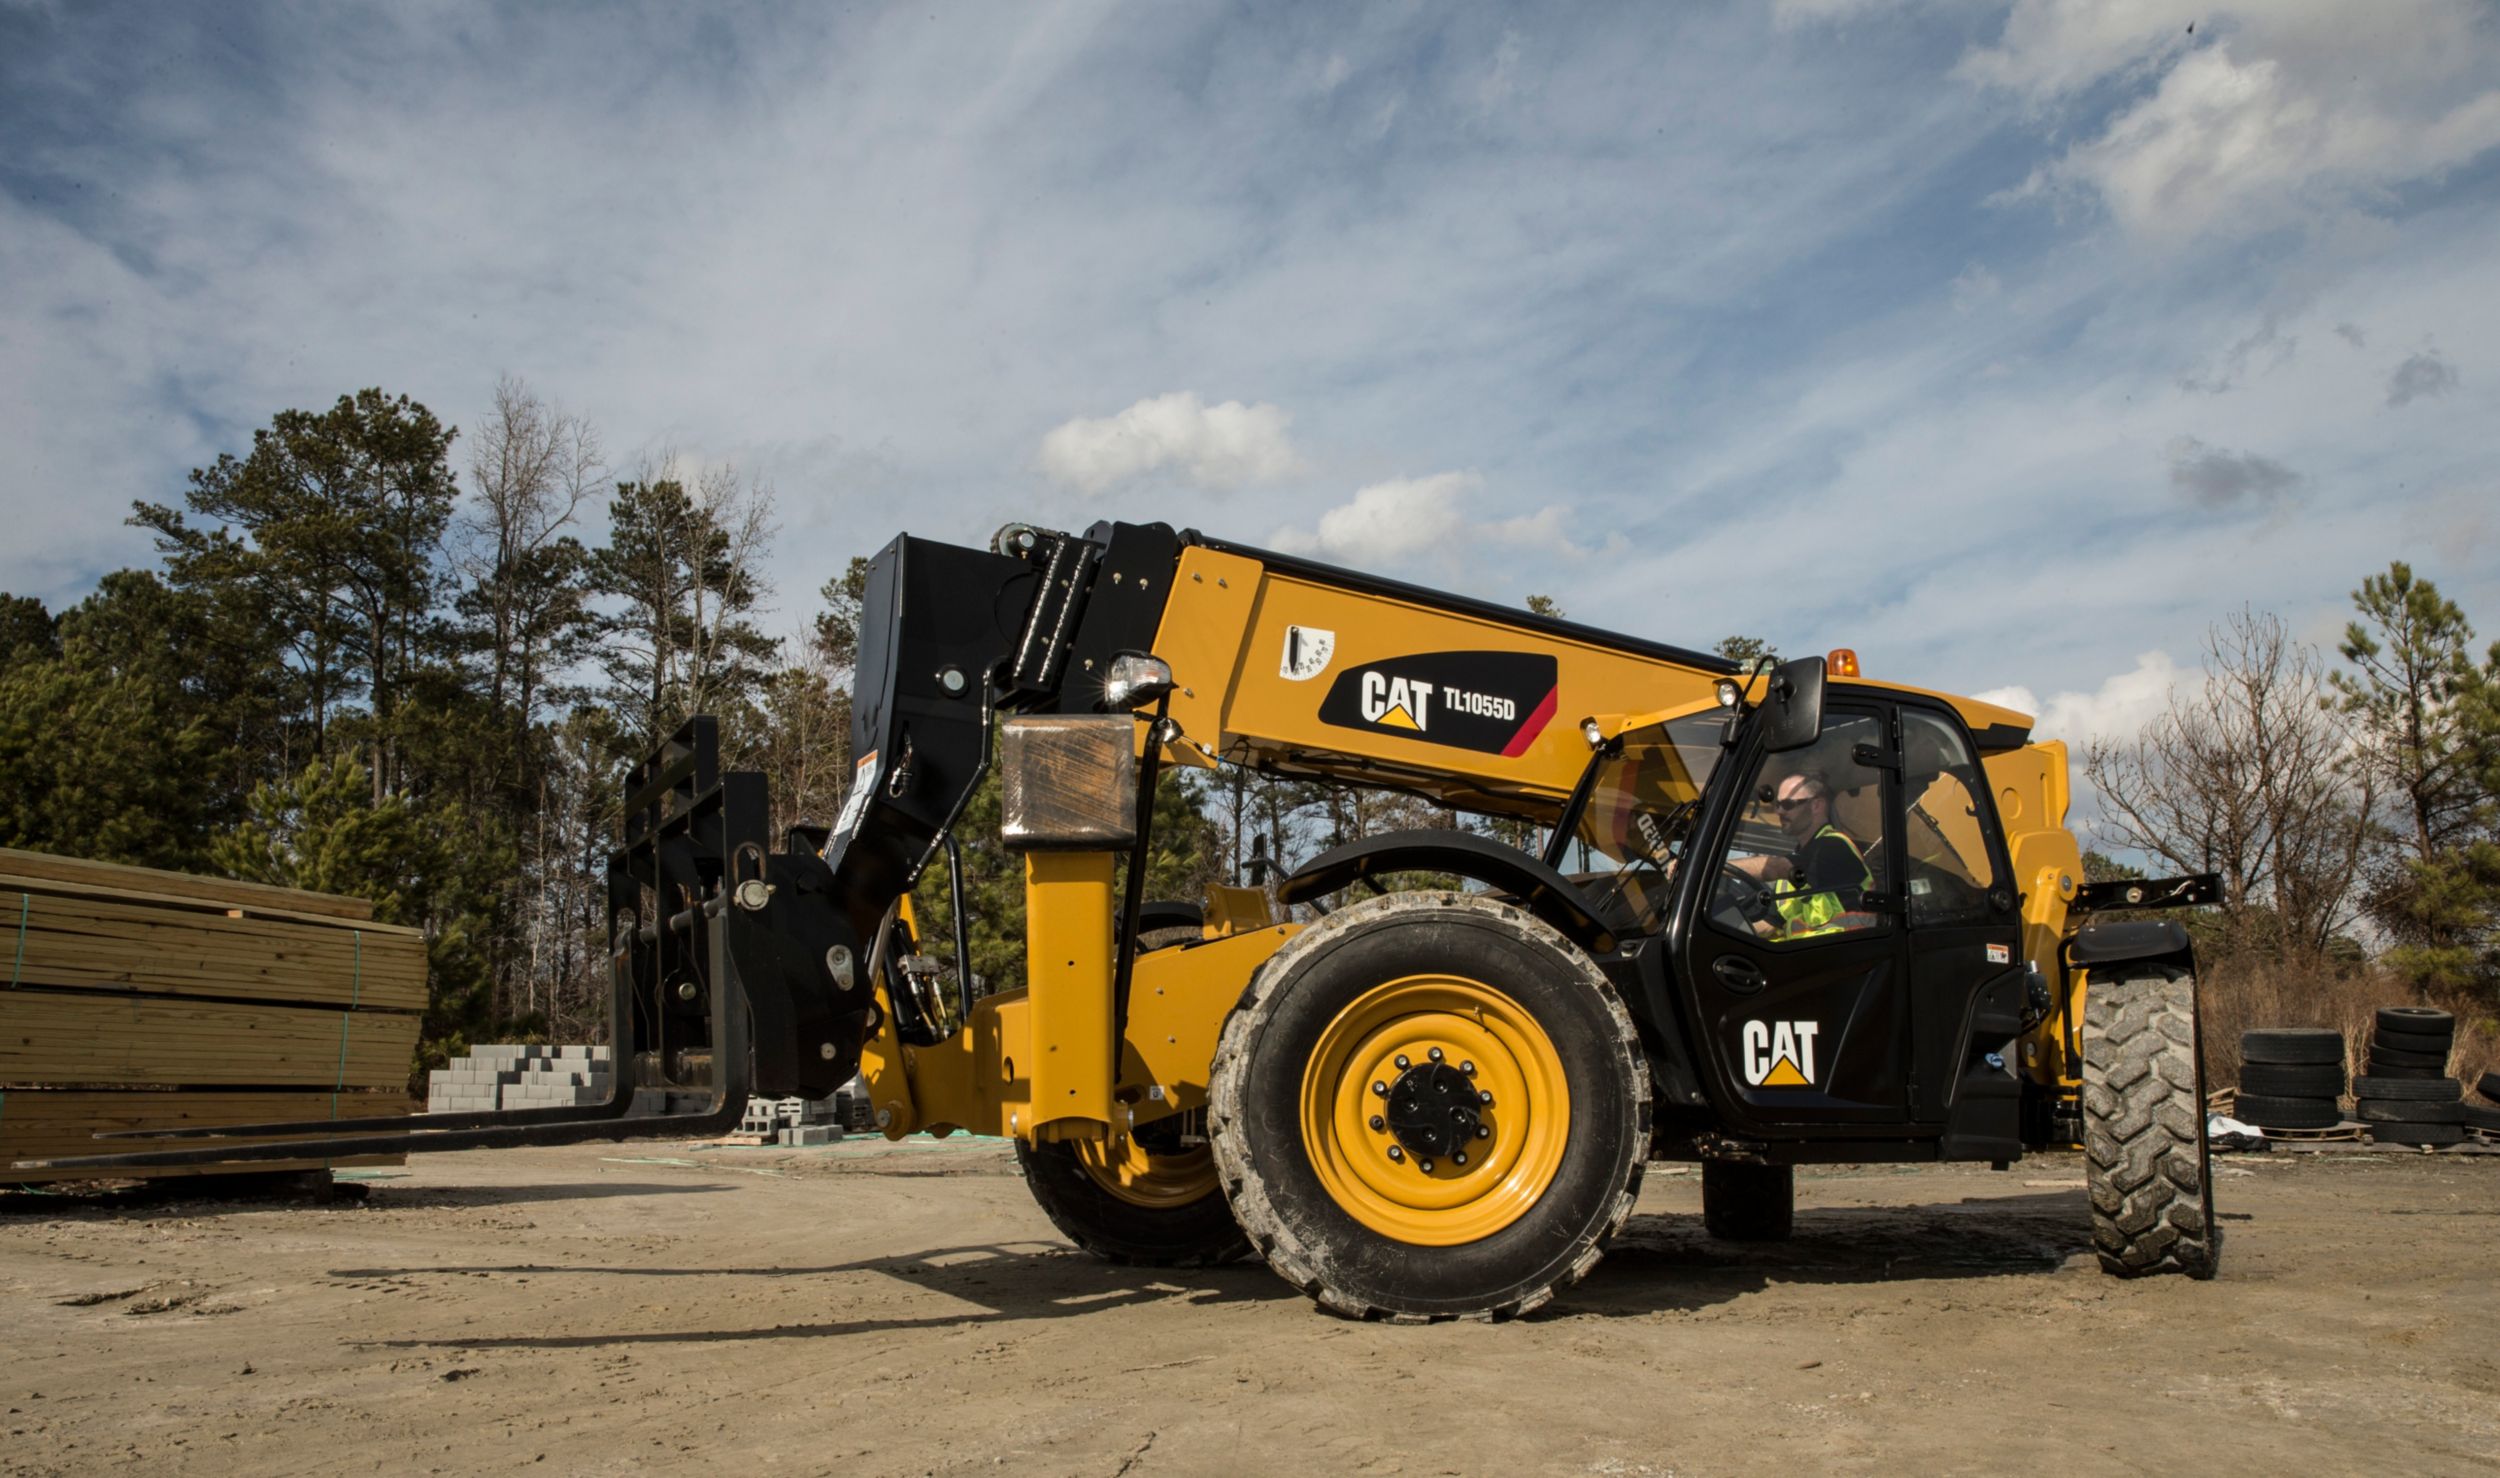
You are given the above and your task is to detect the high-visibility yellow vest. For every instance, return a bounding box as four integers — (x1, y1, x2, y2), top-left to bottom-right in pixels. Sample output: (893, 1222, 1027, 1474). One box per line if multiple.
(1774, 825, 1873, 939)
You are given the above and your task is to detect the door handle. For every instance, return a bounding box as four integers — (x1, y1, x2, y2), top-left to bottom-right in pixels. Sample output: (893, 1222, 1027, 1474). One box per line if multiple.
(1711, 955, 1766, 993)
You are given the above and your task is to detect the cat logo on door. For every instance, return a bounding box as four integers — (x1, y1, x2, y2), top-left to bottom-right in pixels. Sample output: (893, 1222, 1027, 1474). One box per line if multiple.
(1741, 1020, 1821, 1087)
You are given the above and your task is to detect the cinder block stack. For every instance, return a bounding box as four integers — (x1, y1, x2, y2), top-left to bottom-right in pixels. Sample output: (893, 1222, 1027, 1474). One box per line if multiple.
(425, 1044, 613, 1114)
(730, 1093, 850, 1145)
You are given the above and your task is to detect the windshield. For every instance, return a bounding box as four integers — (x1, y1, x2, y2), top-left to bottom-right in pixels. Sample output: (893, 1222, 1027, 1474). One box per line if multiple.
(1566, 710, 1732, 931)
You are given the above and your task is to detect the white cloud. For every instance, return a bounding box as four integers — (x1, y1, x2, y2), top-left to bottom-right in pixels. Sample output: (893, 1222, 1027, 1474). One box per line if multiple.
(1974, 651, 2182, 748)
(1971, 2, 2500, 242)
(1955, 0, 2189, 101)
(1269, 472, 1581, 568)
(1036, 391, 1298, 496)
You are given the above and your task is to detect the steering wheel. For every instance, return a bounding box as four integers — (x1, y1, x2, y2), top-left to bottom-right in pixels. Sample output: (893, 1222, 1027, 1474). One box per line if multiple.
(1711, 861, 1782, 931)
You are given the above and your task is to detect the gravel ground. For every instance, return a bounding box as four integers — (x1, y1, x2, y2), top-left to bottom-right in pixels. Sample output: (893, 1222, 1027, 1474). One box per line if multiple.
(3, 1139, 2495, 1476)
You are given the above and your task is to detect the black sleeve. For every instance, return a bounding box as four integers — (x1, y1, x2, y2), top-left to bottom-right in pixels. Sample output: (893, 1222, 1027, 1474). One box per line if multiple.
(1792, 834, 1867, 903)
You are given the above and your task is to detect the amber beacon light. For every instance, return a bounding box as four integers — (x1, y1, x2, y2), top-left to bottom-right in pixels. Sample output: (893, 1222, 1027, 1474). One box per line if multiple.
(1826, 647, 1860, 678)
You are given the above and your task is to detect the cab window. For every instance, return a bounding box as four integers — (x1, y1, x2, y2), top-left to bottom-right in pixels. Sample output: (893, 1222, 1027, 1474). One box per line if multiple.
(1569, 710, 1732, 934)
(1899, 709, 2005, 926)
(1707, 711, 1893, 946)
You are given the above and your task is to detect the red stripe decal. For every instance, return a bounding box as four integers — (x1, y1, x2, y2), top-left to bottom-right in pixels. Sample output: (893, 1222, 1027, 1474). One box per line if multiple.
(1500, 686, 1560, 758)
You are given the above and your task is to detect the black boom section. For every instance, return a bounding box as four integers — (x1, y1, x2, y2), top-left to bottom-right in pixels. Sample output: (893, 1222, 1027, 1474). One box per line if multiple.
(1278, 829, 1627, 951)
(835, 534, 1041, 908)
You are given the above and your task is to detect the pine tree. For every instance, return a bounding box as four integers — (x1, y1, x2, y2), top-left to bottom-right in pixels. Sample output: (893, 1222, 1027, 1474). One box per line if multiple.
(2331, 562, 2499, 992)
(590, 472, 779, 752)
(133, 388, 462, 801)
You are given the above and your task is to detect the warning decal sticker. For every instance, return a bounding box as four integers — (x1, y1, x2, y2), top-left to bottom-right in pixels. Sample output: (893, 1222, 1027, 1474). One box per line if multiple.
(1279, 625, 1335, 682)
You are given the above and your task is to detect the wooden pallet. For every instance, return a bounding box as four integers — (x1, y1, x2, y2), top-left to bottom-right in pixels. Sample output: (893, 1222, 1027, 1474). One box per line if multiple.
(2, 849, 425, 1182)
(2261, 1121, 2366, 1143)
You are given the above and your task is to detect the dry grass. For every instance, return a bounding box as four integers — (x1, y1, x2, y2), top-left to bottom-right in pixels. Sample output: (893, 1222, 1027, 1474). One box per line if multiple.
(2200, 953, 2500, 1095)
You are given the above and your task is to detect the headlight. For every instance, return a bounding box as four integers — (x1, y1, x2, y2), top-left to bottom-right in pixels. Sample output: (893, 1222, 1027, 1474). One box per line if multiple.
(1716, 679, 1741, 708)
(1102, 652, 1177, 711)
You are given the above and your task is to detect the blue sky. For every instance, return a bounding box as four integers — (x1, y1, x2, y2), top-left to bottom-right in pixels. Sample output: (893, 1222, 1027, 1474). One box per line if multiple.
(5, 0, 2497, 753)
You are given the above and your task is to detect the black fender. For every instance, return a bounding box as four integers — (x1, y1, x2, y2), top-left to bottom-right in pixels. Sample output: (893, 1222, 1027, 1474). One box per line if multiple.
(1137, 899, 1204, 934)
(1277, 829, 1626, 953)
(2068, 917, 2197, 975)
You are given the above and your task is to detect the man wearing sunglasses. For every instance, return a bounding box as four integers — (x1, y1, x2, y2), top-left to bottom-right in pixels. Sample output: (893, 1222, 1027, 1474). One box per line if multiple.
(1734, 773, 1874, 938)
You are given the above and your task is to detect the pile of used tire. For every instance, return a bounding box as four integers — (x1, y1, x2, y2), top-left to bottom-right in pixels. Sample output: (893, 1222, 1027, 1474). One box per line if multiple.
(2472, 1070, 2500, 1141)
(2355, 1007, 2465, 1147)
(2235, 1027, 2347, 1132)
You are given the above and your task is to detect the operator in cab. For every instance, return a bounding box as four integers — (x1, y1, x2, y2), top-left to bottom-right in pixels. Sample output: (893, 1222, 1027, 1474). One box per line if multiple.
(1733, 773, 1872, 937)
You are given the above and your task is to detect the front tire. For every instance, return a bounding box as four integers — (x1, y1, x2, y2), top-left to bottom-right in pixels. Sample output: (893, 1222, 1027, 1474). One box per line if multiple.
(1209, 893, 1649, 1321)
(1016, 1116, 1251, 1267)
(2082, 966, 2219, 1279)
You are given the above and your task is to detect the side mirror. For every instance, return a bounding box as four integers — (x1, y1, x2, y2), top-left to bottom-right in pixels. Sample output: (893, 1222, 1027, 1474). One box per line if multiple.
(1757, 656, 1827, 753)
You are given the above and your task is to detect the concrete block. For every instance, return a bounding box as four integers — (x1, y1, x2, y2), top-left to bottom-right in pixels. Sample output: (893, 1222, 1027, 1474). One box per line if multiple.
(780, 1124, 841, 1146)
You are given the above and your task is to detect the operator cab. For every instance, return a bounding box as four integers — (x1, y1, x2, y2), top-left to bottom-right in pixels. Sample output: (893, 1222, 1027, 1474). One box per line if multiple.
(1566, 656, 2027, 1161)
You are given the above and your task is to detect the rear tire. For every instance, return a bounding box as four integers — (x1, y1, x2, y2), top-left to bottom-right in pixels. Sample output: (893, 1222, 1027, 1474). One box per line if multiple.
(2084, 966, 2219, 1279)
(1702, 1161, 1795, 1242)
(1016, 1120, 1252, 1267)
(1209, 892, 1648, 1322)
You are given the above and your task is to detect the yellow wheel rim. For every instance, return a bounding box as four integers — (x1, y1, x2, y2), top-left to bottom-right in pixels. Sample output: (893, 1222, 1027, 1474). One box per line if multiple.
(1298, 973, 1570, 1247)
(1076, 1133, 1219, 1210)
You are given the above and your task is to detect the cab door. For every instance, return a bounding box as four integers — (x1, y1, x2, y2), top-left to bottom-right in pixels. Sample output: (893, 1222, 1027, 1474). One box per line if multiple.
(1671, 703, 1913, 1134)
(1894, 703, 2026, 1132)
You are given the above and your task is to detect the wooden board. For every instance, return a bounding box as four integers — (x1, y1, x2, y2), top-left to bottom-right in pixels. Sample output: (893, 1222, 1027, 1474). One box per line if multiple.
(2, 889, 425, 1013)
(0, 847, 374, 922)
(0, 1089, 411, 1180)
(0, 989, 417, 1090)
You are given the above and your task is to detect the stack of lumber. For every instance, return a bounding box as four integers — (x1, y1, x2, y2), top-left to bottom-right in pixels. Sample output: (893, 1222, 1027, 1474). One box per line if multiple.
(0, 848, 423, 1181)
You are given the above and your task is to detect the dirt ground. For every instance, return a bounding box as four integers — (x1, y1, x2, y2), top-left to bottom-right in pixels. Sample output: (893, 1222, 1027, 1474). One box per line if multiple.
(4, 1139, 2496, 1477)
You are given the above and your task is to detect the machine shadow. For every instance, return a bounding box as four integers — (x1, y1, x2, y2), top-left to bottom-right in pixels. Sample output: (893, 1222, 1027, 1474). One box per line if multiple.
(342, 1191, 2099, 1345)
(1557, 1189, 2094, 1317)
(342, 1240, 1296, 1348)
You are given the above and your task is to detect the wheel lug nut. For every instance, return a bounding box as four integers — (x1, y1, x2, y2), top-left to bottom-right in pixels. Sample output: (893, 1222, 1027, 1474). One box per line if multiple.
(1418, 1159, 1434, 1173)
(1461, 1060, 1475, 1075)
(1369, 1114, 1385, 1131)
(1454, 1152, 1468, 1166)
(1427, 1047, 1443, 1063)
(1395, 1054, 1411, 1070)
(1372, 1081, 1387, 1096)
(1478, 1090, 1493, 1104)
(1475, 1125, 1491, 1138)
(1387, 1145, 1404, 1162)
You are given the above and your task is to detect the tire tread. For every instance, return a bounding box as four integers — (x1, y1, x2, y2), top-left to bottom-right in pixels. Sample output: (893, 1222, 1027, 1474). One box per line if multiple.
(2086, 969, 2220, 1279)
(1207, 892, 1649, 1321)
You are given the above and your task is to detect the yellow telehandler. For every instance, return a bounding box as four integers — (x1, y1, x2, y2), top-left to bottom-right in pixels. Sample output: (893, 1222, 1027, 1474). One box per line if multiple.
(41, 520, 2223, 1317)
